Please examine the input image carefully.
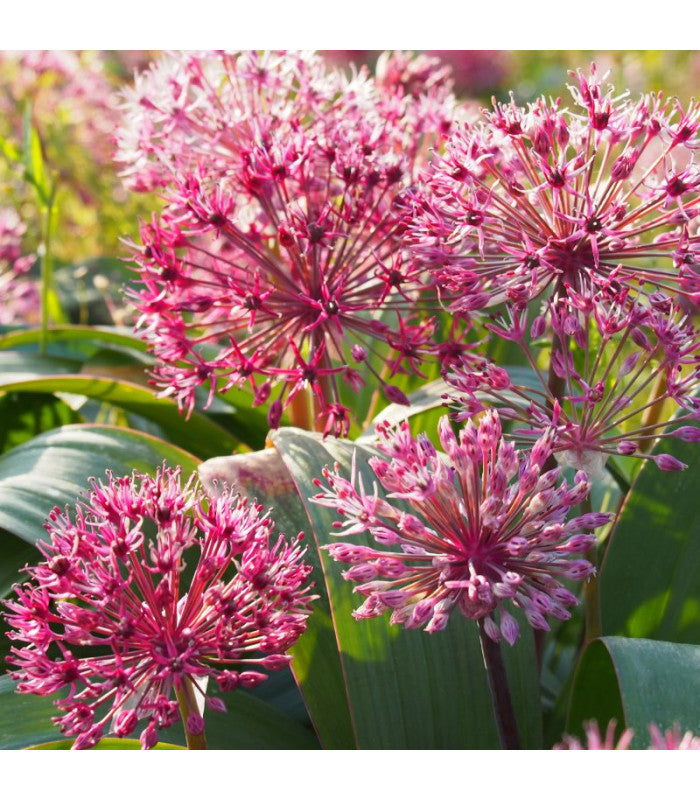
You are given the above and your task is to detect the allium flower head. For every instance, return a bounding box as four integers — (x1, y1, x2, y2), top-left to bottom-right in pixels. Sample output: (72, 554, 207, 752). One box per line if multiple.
(0, 207, 38, 325)
(409, 64, 700, 312)
(118, 50, 464, 434)
(555, 720, 700, 750)
(448, 291, 700, 476)
(313, 411, 611, 643)
(4, 466, 314, 749)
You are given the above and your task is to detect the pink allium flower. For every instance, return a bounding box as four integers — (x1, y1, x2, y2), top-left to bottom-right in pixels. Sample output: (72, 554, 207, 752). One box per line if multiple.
(447, 291, 700, 476)
(313, 411, 611, 643)
(0, 51, 119, 167)
(409, 64, 700, 312)
(0, 207, 39, 325)
(555, 720, 700, 750)
(118, 51, 465, 434)
(3, 466, 314, 750)
(555, 720, 635, 750)
(648, 723, 700, 750)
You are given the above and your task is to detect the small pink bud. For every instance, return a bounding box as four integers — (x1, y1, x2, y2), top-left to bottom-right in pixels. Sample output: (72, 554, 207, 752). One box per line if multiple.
(207, 696, 227, 713)
(384, 384, 410, 405)
(619, 352, 640, 376)
(186, 712, 205, 736)
(530, 315, 546, 339)
(113, 709, 138, 737)
(253, 381, 272, 406)
(482, 615, 501, 642)
(238, 671, 268, 689)
(351, 344, 368, 362)
(261, 654, 292, 671)
(140, 723, 158, 750)
(267, 400, 283, 429)
(617, 440, 638, 455)
(653, 453, 688, 471)
(671, 426, 700, 443)
(500, 611, 520, 645)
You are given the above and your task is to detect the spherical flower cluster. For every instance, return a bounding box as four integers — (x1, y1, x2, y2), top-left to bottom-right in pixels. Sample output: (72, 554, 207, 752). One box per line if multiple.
(118, 50, 467, 434)
(555, 720, 700, 750)
(0, 207, 38, 325)
(447, 290, 700, 477)
(313, 410, 611, 643)
(3, 466, 315, 750)
(409, 64, 700, 313)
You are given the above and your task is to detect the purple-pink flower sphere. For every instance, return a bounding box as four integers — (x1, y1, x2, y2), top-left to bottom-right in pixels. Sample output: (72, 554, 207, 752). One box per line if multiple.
(118, 50, 465, 434)
(3, 466, 315, 749)
(313, 411, 611, 643)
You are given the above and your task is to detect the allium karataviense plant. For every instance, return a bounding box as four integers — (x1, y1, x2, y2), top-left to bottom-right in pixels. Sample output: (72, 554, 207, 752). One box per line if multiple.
(3, 466, 315, 750)
(447, 290, 700, 479)
(409, 64, 700, 312)
(313, 410, 610, 748)
(555, 720, 700, 750)
(118, 50, 466, 435)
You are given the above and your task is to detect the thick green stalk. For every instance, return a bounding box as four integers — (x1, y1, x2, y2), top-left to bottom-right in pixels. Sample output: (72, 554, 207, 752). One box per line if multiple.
(175, 680, 208, 750)
(38, 187, 57, 356)
(477, 618, 521, 749)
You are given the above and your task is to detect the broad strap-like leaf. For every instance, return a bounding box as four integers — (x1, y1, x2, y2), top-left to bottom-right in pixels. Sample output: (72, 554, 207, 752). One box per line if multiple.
(0, 371, 242, 460)
(567, 636, 700, 748)
(0, 424, 201, 545)
(601, 436, 700, 643)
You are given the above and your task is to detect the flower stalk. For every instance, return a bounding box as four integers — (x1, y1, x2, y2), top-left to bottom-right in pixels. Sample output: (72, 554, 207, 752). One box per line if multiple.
(477, 618, 520, 749)
(175, 680, 208, 751)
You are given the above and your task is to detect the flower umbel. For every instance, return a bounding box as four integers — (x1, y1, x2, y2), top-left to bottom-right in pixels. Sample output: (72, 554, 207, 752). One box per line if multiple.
(313, 411, 611, 643)
(3, 466, 314, 749)
(0, 207, 38, 325)
(409, 64, 700, 312)
(447, 291, 700, 477)
(119, 50, 464, 434)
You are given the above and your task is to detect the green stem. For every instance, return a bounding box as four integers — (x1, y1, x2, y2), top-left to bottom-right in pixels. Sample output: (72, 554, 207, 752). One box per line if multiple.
(175, 680, 208, 750)
(477, 618, 521, 749)
(38, 185, 57, 356)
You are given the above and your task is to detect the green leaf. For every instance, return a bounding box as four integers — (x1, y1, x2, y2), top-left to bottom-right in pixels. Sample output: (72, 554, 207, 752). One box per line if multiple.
(0, 338, 268, 449)
(0, 371, 242, 460)
(271, 428, 542, 748)
(0, 325, 149, 355)
(600, 437, 700, 643)
(0, 536, 36, 598)
(21, 110, 51, 206)
(199, 449, 353, 748)
(0, 424, 201, 545)
(29, 739, 185, 750)
(0, 675, 318, 750)
(567, 637, 700, 748)
(0, 350, 83, 378)
(0, 392, 81, 452)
